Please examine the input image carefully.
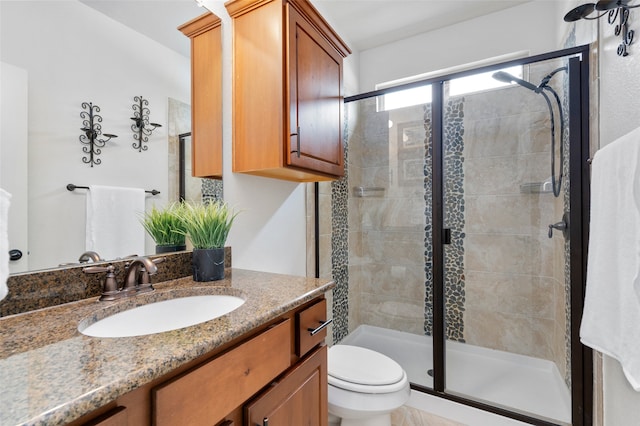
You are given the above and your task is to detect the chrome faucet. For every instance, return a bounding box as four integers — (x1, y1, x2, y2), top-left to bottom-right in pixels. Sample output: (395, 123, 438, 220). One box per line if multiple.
(78, 250, 103, 263)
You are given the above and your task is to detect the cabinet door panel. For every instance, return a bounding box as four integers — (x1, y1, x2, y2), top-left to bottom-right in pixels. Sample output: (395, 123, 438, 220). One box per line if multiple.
(153, 320, 291, 426)
(288, 6, 343, 177)
(179, 12, 223, 179)
(245, 345, 327, 426)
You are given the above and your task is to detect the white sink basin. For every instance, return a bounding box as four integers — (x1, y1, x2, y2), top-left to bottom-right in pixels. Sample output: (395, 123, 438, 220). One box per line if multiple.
(79, 295, 245, 338)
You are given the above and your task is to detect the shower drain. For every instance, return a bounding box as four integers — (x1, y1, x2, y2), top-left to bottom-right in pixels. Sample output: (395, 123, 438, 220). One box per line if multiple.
(427, 369, 434, 377)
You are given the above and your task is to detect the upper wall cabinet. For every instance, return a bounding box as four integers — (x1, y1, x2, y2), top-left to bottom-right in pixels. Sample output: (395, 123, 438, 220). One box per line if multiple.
(179, 12, 223, 179)
(225, 0, 351, 182)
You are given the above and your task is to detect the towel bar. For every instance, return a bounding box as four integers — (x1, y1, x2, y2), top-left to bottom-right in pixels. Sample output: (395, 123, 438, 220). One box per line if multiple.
(66, 183, 160, 196)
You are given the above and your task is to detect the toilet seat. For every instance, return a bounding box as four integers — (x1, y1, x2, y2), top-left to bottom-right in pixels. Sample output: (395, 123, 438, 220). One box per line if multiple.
(328, 345, 408, 394)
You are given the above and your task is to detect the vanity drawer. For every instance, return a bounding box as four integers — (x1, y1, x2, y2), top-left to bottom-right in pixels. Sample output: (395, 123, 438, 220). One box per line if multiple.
(296, 298, 331, 357)
(152, 319, 291, 426)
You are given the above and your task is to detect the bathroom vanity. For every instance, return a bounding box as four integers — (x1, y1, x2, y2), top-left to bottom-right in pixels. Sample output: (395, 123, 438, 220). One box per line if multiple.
(0, 268, 334, 425)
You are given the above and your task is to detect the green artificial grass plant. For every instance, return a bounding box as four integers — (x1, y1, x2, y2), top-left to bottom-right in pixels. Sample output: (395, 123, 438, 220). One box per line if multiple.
(178, 201, 238, 249)
(140, 202, 188, 246)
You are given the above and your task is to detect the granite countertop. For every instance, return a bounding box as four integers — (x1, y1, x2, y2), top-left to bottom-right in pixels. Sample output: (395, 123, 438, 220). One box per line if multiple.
(0, 268, 334, 426)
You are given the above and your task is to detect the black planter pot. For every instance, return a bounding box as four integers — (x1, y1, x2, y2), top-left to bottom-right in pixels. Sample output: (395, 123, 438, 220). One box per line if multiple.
(155, 244, 187, 254)
(192, 247, 225, 282)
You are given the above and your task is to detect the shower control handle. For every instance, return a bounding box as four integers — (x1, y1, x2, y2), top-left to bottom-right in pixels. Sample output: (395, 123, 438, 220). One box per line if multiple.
(548, 212, 570, 239)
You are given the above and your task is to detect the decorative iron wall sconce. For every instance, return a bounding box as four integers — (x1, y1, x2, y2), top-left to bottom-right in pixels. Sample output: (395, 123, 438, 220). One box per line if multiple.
(564, 0, 640, 56)
(130, 95, 162, 152)
(79, 102, 117, 167)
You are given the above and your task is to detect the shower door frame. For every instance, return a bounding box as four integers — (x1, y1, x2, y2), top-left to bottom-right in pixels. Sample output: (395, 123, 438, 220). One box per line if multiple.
(340, 44, 592, 426)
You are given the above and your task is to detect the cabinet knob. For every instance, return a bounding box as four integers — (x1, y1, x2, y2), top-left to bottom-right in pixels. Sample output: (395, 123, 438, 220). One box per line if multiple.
(262, 417, 269, 426)
(290, 126, 301, 158)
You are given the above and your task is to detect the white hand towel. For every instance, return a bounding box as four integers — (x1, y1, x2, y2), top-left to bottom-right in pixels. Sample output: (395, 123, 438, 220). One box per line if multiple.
(86, 185, 146, 261)
(0, 188, 11, 301)
(580, 125, 640, 391)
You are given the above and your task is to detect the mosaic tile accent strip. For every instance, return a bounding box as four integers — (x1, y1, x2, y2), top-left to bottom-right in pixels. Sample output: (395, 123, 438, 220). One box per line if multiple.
(443, 97, 466, 342)
(202, 178, 223, 203)
(331, 113, 350, 343)
(423, 103, 434, 336)
(423, 98, 466, 342)
(562, 29, 575, 387)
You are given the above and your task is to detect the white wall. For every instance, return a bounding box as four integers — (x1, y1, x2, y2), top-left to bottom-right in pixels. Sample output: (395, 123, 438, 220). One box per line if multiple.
(358, 1, 564, 92)
(0, 1, 190, 270)
(0, 63, 29, 273)
(596, 6, 640, 425)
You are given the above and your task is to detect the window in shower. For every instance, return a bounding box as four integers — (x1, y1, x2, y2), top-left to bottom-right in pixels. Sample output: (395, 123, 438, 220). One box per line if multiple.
(334, 45, 591, 426)
(377, 65, 524, 112)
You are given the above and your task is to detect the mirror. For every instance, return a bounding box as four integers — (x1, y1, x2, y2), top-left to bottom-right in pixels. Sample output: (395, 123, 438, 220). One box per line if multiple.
(0, 1, 216, 273)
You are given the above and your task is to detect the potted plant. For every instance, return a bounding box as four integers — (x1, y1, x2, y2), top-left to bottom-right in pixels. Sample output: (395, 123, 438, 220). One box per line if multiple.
(140, 203, 188, 254)
(179, 200, 238, 281)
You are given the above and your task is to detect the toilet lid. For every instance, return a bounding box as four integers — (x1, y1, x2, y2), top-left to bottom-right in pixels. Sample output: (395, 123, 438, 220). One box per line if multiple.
(328, 345, 406, 390)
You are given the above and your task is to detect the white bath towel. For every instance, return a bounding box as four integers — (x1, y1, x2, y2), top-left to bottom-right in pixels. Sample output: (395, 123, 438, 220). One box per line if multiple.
(580, 126, 640, 391)
(0, 188, 11, 301)
(85, 185, 145, 261)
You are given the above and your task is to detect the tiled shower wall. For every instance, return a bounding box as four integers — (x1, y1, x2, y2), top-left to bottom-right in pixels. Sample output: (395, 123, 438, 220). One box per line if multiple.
(310, 68, 571, 380)
(461, 66, 568, 379)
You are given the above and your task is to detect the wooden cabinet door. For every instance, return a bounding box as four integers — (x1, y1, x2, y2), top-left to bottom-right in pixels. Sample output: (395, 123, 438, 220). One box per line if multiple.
(287, 5, 344, 178)
(245, 345, 328, 426)
(179, 12, 223, 179)
(153, 320, 292, 426)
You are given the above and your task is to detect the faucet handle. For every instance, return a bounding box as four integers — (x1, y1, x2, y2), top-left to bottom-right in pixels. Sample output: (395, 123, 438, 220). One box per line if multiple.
(83, 265, 121, 301)
(82, 265, 113, 274)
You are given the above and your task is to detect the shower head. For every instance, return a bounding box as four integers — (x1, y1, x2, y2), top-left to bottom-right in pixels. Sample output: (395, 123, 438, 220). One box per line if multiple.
(492, 71, 539, 92)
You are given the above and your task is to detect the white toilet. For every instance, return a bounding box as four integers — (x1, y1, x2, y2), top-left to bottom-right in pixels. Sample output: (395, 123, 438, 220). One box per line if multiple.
(327, 345, 411, 426)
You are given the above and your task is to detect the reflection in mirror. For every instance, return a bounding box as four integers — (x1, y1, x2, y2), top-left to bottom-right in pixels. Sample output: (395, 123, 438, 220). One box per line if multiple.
(178, 133, 204, 203)
(168, 99, 222, 206)
(0, 1, 219, 273)
(179, 132, 193, 201)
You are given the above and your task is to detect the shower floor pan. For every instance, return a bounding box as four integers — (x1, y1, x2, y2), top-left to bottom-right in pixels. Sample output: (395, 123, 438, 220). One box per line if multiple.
(341, 324, 571, 425)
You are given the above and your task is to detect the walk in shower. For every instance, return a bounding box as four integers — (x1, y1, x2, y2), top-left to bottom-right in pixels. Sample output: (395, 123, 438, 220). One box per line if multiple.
(324, 47, 591, 425)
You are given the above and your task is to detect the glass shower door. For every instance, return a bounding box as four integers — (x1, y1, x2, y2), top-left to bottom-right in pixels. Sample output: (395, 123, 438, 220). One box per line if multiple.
(339, 87, 435, 390)
(441, 58, 573, 424)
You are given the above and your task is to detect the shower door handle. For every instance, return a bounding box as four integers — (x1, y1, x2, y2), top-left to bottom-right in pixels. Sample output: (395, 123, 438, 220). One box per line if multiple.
(443, 228, 451, 245)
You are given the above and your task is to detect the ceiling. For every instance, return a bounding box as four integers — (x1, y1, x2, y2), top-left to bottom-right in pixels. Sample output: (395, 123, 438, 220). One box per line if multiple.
(80, 0, 534, 56)
(79, 0, 205, 57)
